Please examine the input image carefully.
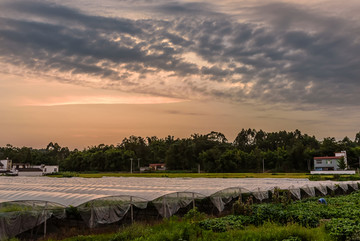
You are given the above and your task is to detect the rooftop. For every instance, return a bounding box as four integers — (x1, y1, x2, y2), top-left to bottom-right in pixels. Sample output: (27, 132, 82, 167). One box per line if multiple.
(314, 156, 342, 160)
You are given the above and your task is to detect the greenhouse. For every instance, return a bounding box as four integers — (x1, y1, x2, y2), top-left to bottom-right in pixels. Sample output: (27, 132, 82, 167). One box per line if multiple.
(0, 176, 359, 239)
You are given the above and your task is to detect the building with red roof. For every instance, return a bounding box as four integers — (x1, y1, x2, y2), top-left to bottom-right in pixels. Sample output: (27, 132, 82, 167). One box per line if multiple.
(313, 151, 347, 171)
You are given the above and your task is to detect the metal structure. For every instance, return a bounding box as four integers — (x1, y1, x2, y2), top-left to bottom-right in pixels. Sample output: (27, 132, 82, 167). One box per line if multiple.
(0, 176, 359, 239)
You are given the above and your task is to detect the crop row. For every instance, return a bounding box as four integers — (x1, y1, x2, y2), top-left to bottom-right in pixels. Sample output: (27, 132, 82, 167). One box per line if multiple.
(199, 191, 360, 240)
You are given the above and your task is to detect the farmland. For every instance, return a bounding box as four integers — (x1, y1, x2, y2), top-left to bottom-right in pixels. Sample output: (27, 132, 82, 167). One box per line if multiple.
(48, 171, 360, 180)
(48, 172, 312, 178)
(45, 191, 360, 241)
(2, 176, 360, 240)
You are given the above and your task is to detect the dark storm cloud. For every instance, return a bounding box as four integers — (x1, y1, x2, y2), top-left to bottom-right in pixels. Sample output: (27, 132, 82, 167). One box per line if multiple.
(0, 0, 359, 108)
(8, 1, 141, 34)
(0, 2, 199, 83)
(155, 1, 219, 16)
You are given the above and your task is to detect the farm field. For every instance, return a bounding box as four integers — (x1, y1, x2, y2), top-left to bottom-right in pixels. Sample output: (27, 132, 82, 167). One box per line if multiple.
(44, 191, 360, 241)
(2, 176, 360, 240)
(48, 172, 360, 181)
(49, 172, 315, 179)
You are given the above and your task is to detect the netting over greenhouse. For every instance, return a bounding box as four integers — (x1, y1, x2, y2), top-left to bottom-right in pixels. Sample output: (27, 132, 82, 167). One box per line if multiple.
(1, 176, 360, 239)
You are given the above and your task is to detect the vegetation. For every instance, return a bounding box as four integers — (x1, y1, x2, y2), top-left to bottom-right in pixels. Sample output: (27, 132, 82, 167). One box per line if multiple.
(51, 219, 329, 241)
(0, 203, 33, 213)
(42, 191, 360, 241)
(49, 172, 314, 178)
(2, 129, 360, 173)
(5, 190, 360, 240)
(45, 172, 360, 181)
(337, 157, 347, 170)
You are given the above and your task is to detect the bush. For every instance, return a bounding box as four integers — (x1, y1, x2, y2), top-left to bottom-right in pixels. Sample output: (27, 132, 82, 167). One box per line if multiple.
(325, 218, 360, 241)
(65, 206, 82, 219)
(183, 208, 207, 222)
(59, 172, 79, 178)
(282, 236, 302, 241)
(199, 215, 248, 232)
(218, 223, 330, 241)
(308, 175, 323, 181)
(233, 196, 253, 216)
(109, 223, 148, 241)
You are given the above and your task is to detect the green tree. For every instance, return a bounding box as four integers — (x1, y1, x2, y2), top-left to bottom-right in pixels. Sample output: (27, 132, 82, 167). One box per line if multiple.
(233, 128, 256, 152)
(199, 147, 223, 172)
(215, 149, 239, 172)
(337, 156, 347, 170)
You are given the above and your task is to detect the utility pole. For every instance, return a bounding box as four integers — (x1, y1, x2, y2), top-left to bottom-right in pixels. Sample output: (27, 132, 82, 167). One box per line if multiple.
(130, 158, 133, 173)
(262, 159, 265, 173)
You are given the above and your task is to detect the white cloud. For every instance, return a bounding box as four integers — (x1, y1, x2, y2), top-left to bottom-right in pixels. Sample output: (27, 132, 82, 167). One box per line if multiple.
(0, 0, 359, 110)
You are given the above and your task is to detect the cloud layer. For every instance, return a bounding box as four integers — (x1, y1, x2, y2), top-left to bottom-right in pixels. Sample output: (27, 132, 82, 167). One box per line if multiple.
(0, 0, 359, 108)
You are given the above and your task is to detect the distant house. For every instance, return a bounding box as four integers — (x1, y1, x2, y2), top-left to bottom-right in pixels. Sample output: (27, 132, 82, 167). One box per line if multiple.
(12, 163, 41, 176)
(314, 156, 342, 171)
(0, 158, 12, 173)
(12, 162, 31, 169)
(15, 167, 43, 176)
(149, 163, 166, 171)
(33, 165, 59, 174)
(313, 151, 347, 171)
(140, 166, 150, 172)
(12, 163, 59, 176)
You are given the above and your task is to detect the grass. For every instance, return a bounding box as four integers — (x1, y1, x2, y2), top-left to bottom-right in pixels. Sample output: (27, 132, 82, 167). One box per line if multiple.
(48, 172, 313, 179)
(0, 204, 32, 213)
(47, 172, 360, 181)
(53, 218, 331, 241)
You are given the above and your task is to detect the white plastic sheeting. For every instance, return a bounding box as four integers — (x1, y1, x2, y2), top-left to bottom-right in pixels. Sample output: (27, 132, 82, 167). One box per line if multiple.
(1, 177, 359, 208)
(316, 184, 328, 196)
(0, 176, 360, 237)
(0, 201, 65, 240)
(152, 192, 205, 218)
(77, 196, 147, 228)
(210, 187, 251, 211)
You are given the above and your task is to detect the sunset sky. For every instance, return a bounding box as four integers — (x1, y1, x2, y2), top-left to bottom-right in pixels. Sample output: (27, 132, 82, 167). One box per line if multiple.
(1, 0, 360, 149)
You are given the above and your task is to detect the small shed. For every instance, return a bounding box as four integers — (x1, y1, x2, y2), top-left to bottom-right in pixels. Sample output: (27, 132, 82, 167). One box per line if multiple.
(149, 163, 166, 171)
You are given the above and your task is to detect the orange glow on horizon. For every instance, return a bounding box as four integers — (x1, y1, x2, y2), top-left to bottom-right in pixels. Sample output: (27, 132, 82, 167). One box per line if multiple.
(21, 95, 187, 106)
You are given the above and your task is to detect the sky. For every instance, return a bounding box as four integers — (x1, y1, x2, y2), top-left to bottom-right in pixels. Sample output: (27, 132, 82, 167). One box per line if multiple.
(0, 0, 360, 149)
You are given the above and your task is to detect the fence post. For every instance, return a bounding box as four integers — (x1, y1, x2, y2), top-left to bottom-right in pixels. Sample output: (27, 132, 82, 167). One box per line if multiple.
(43, 201, 48, 238)
(130, 196, 134, 224)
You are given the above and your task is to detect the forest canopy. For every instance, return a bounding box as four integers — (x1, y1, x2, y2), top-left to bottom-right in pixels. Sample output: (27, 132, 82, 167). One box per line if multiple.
(2, 129, 360, 173)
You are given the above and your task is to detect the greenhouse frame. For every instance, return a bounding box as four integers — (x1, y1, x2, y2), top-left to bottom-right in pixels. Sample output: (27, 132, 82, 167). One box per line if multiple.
(0, 176, 359, 239)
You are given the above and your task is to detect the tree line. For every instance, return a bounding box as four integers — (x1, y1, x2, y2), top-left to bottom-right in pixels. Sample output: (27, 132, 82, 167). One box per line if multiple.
(1, 129, 360, 173)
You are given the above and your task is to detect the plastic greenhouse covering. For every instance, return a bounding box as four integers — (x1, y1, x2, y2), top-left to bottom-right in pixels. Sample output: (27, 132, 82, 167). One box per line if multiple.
(1, 176, 360, 239)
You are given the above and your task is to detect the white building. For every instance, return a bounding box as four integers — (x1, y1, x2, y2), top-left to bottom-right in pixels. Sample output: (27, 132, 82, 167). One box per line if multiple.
(32, 165, 59, 174)
(313, 151, 348, 171)
(0, 159, 12, 171)
(311, 151, 355, 174)
(335, 151, 348, 167)
(11, 163, 59, 176)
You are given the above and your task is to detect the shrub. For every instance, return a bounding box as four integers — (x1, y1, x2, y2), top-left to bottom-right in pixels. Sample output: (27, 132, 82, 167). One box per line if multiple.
(59, 172, 79, 178)
(233, 196, 253, 216)
(109, 223, 148, 241)
(325, 218, 360, 241)
(183, 208, 207, 222)
(199, 215, 247, 232)
(309, 175, 322, 181)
